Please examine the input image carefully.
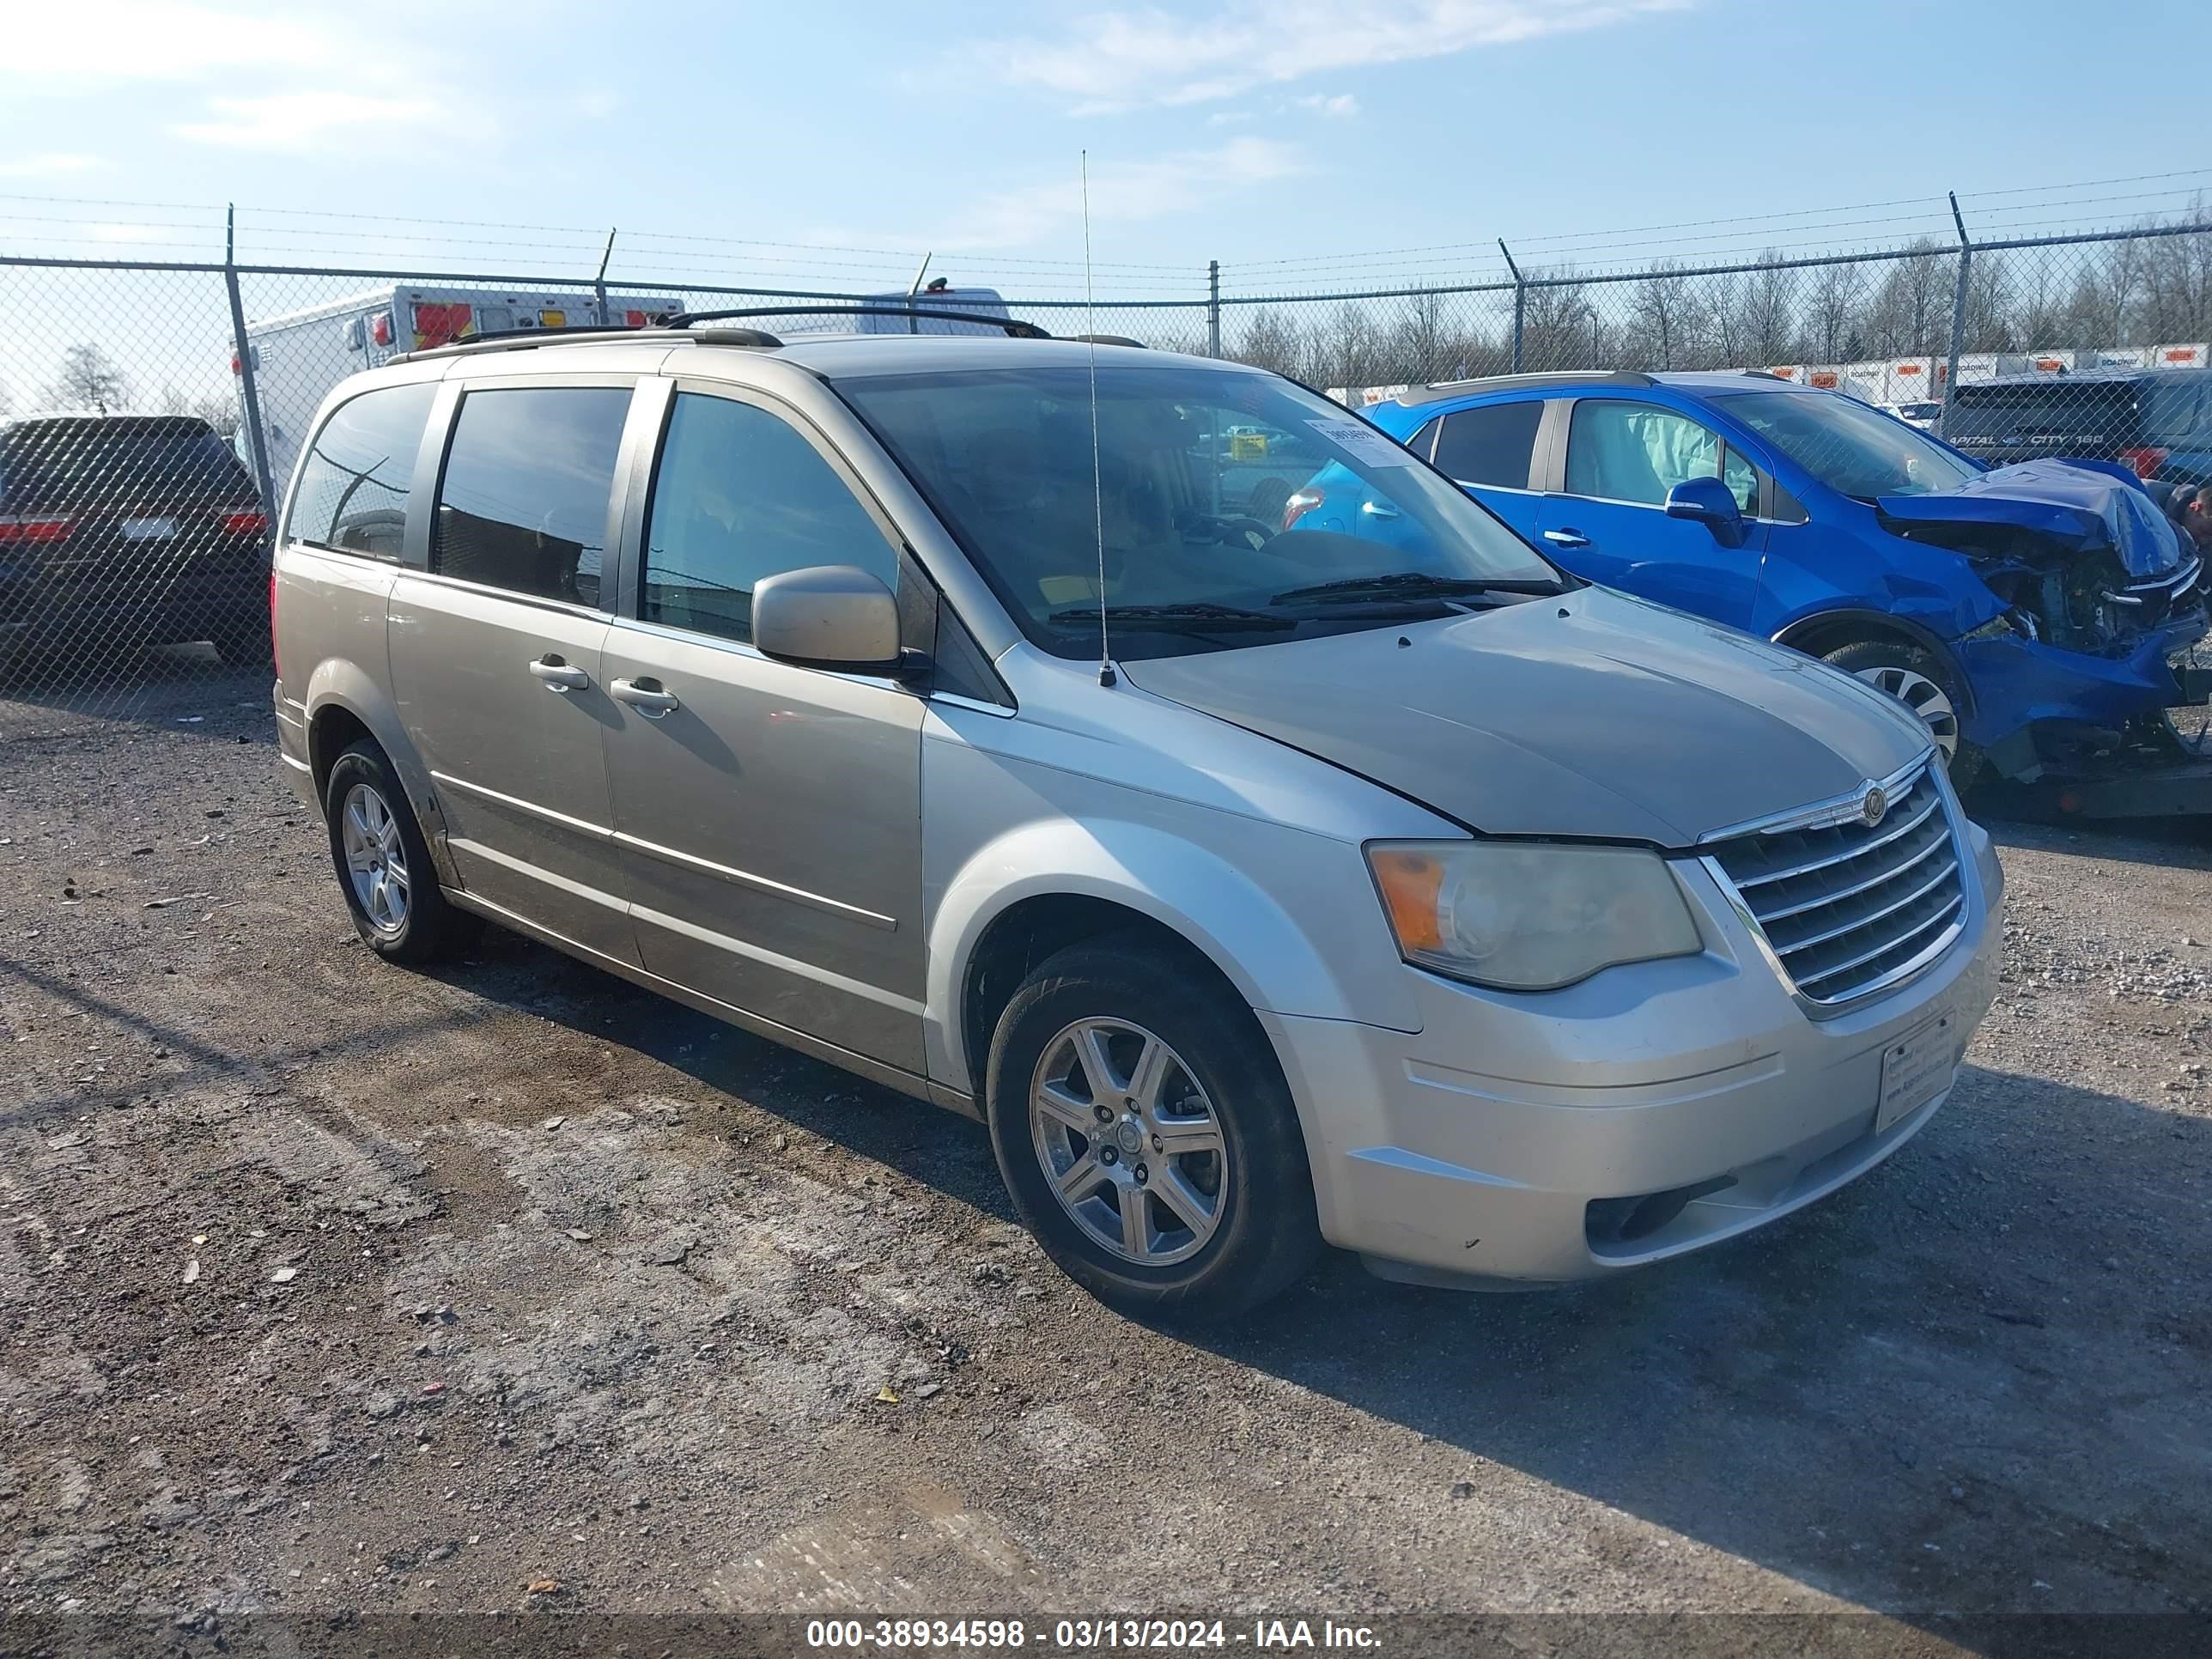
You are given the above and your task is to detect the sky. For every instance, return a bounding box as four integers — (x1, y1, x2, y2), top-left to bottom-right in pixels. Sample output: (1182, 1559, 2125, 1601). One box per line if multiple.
(4, 0, 2212, 304)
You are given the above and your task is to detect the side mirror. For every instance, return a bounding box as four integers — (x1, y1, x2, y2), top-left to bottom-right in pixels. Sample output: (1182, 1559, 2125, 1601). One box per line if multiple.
(752, 565, 906, 675)
(1664, 476, 1749, 547)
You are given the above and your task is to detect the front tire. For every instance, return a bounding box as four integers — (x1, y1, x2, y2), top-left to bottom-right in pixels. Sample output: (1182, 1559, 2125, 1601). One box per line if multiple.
(983, 936, 1321, 1321)
(1820, 639, 1984, 793)
(323, 740, 474, 964)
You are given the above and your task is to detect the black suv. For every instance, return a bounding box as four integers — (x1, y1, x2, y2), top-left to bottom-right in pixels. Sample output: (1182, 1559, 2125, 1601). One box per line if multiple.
(0, 413, 270, 669)
(1944, 367, 2212, 485)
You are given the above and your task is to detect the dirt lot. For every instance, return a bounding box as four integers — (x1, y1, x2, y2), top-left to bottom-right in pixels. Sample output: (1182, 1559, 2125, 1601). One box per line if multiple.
(1, 667, 2209, 1646)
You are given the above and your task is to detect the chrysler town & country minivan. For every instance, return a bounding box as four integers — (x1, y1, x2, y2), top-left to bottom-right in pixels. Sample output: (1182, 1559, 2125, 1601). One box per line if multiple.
(271, 322, 2002, 1318)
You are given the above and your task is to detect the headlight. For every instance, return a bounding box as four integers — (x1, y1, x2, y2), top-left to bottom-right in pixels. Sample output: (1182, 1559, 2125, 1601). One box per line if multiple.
(1366, 840, 1703, 990)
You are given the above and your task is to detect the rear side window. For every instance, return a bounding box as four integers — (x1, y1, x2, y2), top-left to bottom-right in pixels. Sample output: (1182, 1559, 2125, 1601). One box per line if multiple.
(432, 386, 631, 606)
(2144, 380, 2206, 445)
(641, 392, 898, 645)
(0, 417, 252, 512)
(286, 382, 438, 556)
(1431, 401, 1542, 488)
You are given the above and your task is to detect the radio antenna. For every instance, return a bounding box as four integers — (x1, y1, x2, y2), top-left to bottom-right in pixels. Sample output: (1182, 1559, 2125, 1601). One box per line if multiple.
(1082, 150, 1115, 688)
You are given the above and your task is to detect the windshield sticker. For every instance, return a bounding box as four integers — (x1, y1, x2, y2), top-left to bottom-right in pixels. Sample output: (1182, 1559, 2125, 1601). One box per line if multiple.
(1306, 418, 1411, 467)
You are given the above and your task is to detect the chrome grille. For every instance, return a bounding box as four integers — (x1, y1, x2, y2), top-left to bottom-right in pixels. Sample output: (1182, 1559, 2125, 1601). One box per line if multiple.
(1703, 762, 1966, 1007)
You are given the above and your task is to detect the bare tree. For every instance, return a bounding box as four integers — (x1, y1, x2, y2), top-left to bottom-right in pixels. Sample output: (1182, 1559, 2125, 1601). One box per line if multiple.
(1731, 252, 1799, 366)
(1520, 269, 1595, 372)
(1863, 239, 1952, 357)
(45, 343, 131, 415)
(1304, 301, 1388, 392)
(1233, 310, 1304, 378)
(1801, 258, 1868, 363)
(191, 394, 240, 438)
(1627, 259, 1706, 369)
(1388, 289, 1450, 382)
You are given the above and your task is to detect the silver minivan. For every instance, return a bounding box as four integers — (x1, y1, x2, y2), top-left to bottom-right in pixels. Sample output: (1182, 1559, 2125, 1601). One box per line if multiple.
(271, 322, 2002, 1318)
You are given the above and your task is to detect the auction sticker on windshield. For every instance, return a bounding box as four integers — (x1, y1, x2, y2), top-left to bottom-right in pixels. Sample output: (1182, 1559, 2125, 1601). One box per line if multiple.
(1306, 418, 1411, 466)
(1876, 1010, 1957, 1134)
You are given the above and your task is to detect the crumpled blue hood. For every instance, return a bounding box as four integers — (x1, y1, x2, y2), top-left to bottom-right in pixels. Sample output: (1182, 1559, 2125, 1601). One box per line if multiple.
(1877, 459, 2190, 579)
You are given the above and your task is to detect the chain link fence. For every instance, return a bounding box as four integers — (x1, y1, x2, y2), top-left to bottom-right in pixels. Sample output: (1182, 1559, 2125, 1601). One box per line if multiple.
(3, 219, 2208, 728)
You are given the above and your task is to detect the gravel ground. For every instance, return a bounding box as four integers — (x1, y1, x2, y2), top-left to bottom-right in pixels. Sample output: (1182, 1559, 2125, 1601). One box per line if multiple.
(1, 667, 2208, 1645)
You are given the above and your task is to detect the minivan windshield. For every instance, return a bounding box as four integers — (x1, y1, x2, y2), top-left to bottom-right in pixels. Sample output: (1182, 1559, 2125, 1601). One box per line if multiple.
(840, 363, 1563, 659)
(1727, 390, 1979, 501)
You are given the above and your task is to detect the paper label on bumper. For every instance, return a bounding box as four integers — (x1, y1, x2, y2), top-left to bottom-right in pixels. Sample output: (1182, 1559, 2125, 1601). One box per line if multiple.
(1877, 1011, 1958, 1133)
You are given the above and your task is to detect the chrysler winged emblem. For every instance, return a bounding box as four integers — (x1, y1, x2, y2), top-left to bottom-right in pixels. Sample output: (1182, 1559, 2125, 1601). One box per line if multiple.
(1862, 785, 1888, 828)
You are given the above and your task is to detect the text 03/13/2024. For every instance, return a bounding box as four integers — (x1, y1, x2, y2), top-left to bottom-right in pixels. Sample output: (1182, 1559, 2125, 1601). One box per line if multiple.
(803, 1619, 1382, 1650)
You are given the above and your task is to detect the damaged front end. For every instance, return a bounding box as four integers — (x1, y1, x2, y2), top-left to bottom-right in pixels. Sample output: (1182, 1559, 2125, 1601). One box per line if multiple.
(1877, 460, 2209, 782)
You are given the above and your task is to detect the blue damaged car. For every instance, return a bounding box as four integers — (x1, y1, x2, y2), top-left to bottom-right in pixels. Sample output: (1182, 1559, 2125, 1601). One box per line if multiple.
(1338, 371, 2208, 794)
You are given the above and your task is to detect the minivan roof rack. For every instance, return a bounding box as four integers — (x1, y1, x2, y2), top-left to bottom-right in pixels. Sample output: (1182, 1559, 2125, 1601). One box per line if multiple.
(663, 305, 1051, 339)
(1392, 369, 1656, 406)
(388, 323, 676, 364)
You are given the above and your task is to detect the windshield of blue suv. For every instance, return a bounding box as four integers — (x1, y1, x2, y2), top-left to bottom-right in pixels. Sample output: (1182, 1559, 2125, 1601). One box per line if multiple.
(1727, 390, 1979, 501)
(839, 363, 1564, 659)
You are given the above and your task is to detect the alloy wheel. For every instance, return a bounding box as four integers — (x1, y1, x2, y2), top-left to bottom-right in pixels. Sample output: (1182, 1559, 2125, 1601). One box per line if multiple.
(1028, 1018, 1229, 1267)
(339, 781, 410, 937)
(1852, 663, 1960, 762)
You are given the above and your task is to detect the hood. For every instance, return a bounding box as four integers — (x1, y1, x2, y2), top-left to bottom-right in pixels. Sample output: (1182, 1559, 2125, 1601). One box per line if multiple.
(1120, 588, 1928, 848)
(1877, 459, 2187, 578)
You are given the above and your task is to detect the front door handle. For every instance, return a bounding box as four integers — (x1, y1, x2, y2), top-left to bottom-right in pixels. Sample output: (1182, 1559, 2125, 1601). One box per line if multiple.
(1542, 527, 1591, 549)
(529, 654, 591, 692)
(611, 677, 681, 718)
(1359, 499, 1401, 520)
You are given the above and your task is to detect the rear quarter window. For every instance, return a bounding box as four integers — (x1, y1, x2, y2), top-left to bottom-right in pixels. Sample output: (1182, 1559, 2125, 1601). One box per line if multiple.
(2144, 380, 2209, 446)
(286, 382, 439, 556)
(1431, 401, 1543, 488)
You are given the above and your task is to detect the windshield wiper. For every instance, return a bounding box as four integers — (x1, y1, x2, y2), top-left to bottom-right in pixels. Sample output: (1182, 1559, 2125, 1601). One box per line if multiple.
(1045, 602, 1295, 631)
(1267, 572, 1561, 607)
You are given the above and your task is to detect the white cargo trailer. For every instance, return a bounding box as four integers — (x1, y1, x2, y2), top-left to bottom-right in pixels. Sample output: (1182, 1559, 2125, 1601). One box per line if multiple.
(239, 284, 672, 490)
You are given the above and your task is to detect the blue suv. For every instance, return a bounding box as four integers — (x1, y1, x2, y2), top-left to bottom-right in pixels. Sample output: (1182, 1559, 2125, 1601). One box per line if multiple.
(1353, 371, 2208, 790)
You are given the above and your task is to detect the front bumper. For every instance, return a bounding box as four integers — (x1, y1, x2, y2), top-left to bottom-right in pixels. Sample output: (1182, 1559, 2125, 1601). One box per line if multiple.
(1957, 601, 2209, 750)
(1264, 817, 2003, 1286)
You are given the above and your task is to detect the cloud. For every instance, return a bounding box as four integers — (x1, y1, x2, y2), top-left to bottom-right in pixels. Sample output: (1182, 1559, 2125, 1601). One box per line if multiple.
(1294, 93, 1359, 117)
(173, 90, 474, 152)
(970, 0, 1686, 110)
(3, 3, 495, 155)
(0, 2, 337, 93)
(573, 90, 620, 119)
(926, 137, 1308, 250)
(0, 153, 104, 179)
(1206, 109, 1254, 125)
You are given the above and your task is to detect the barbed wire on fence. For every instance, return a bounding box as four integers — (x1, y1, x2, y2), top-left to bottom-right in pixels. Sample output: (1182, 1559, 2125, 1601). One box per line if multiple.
(6, 191, 2212, 723)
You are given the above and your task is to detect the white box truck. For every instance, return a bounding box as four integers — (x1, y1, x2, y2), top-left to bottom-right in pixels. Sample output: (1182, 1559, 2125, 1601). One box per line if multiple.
(238, 284, 672, 489)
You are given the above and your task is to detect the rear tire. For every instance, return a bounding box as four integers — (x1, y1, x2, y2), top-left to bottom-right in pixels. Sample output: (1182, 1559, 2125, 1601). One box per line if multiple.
(1820, 639, 1984, 793)
(983, 935, 1321, 1322)
(323, 740, 475, 964)
(211, 611, 272, 668)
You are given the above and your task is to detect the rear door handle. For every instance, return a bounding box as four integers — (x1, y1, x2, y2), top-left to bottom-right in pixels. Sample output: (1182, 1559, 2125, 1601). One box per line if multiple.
(611, 677, 681, 718)
(1542, 527, 1591, 548)
(529, 654, 591, 691)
